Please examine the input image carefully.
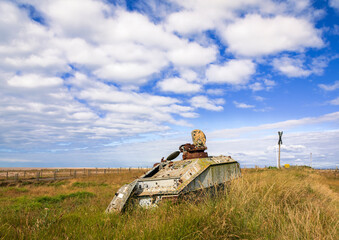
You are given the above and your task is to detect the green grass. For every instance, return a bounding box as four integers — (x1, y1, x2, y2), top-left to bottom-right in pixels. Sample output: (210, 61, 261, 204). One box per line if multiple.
(72, 181, 108, 188)
(0, 169, 338, 239)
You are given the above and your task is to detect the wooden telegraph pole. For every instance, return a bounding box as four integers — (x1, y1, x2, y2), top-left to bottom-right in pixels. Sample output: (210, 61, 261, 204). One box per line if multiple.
(278, 131, 283, 168)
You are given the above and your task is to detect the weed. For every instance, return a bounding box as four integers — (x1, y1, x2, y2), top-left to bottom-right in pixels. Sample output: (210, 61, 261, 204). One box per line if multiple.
(2, 187, 29, 193)
(47, 181, 68, 187)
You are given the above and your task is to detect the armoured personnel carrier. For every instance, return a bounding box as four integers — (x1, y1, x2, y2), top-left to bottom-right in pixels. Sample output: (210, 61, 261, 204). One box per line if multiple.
(106, 130, 241, 213)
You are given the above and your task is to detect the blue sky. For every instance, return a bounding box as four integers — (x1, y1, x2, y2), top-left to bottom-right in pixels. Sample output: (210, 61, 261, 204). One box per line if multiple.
(0, 0, 338, 168)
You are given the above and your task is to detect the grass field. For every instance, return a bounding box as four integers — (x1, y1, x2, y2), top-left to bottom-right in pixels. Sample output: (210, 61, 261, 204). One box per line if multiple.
(0, 168, 338, 239)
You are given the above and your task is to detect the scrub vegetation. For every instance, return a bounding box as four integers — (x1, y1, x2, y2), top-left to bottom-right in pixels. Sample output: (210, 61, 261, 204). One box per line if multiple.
(0, 168, 338, 239)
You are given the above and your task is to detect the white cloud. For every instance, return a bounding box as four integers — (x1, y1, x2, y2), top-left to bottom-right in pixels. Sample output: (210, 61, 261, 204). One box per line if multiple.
(0, 158, 41, 163)
(329, 0, 339, 11)
(190, 96, 224, 111)
(0, 0, 335, 168)
(333, 25, 339, 35)
(209, 111, 339, 139)
(208, 129, 339, 168)
(179, 112, 199, 118)
(179, 69, 198, 82)
(0, 0, 230, 150)
(206, 88, 224, 95)
(233, 101, 255, 109)
(58, 123, 338, 168)
(15, 0, 215, 84)
(273, 57, 311, 77)
(0, 70, 198, 149)
(33, 0, 109, 39)
(165, 0, 312, 36)
(249, 82, 264, 91)
(329, 97, 339, 105)
(254, 96, 265, 102)
(157, 77, 201, 93)
(249, 79, 275, 92)
(206, 59, 255, 85)
(7, 74, 63, 88)
(319, 81, 339, 91)
(221, 14, 323, 57)
(168, 43, 217, 67)
(264, 79, 275, 88)
(267, 144, 306, 152)
(273, 55, 330, 78)
(166, 11, 213, 35)
(93, 61, 166, 83)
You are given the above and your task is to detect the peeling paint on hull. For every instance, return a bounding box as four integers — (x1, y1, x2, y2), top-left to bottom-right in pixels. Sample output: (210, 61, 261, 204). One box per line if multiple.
(106, 156, 241, 213)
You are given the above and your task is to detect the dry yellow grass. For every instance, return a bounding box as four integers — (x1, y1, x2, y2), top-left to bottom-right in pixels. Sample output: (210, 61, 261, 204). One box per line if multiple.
(0, 168, 338, 239)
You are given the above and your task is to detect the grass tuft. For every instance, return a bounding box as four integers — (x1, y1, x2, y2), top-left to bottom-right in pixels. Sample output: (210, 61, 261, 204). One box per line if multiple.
(72, 181, 108, 188)
(0, 168, 337, 239)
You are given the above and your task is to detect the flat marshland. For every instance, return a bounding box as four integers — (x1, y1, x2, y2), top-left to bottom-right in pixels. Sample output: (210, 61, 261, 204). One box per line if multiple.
(0, 168, 338, 239)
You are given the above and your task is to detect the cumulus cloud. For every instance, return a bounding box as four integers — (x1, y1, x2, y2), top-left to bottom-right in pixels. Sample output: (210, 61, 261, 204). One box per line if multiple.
(11, 0, 216, 85)
(7, 74, 63, 88)
(168, 42, 217, 67)
(93, 61, 166, 83)
(249, 82, 264, 91)
(157, 77, 201, 93)
(272, 57, 312, 77)
(249, 79, 275, 91)
(221, 14, 323, 57)
(166, 10, 215, 35)
(165, 0, 315, 36)
(272, 56, 328, 78)
(206, 59, 255, 85)
(0, 0, 335, 168)
(0, 0, 225, 149)
(180, 69, 199, 82)
(190, 96, 224, 111)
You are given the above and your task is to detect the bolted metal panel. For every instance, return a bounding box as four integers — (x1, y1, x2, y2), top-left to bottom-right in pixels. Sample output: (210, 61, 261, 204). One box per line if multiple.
(106, 155, 241, 213)
(106, 180, 138, 213)
(136, 178, 180, 196)
(184, 162, 241, 192)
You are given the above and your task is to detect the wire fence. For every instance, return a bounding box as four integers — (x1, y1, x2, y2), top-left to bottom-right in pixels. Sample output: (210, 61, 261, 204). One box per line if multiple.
(0, 167, 150, 183)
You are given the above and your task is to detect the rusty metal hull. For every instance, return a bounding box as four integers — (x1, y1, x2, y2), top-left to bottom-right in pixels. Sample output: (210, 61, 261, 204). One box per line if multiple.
(106, 156, 241, 213)
(184, 162, 241, 192)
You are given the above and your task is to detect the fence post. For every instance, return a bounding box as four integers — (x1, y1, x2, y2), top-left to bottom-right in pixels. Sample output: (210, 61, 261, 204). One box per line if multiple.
(24, 171, 26, 179)
(6, 171, 8, 180)
(96, 168, 98, 174)
(74, 170, 77, 178)
(104, 169, 106, 174)
(88, 169, 90, 177)
(36, 172, 40, 181)
(14, 173, 18, 182)
(70, 169, 72, 176)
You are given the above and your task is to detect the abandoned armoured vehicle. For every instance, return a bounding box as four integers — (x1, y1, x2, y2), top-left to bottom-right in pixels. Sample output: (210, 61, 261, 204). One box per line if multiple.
(106, 130, 241, 213)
